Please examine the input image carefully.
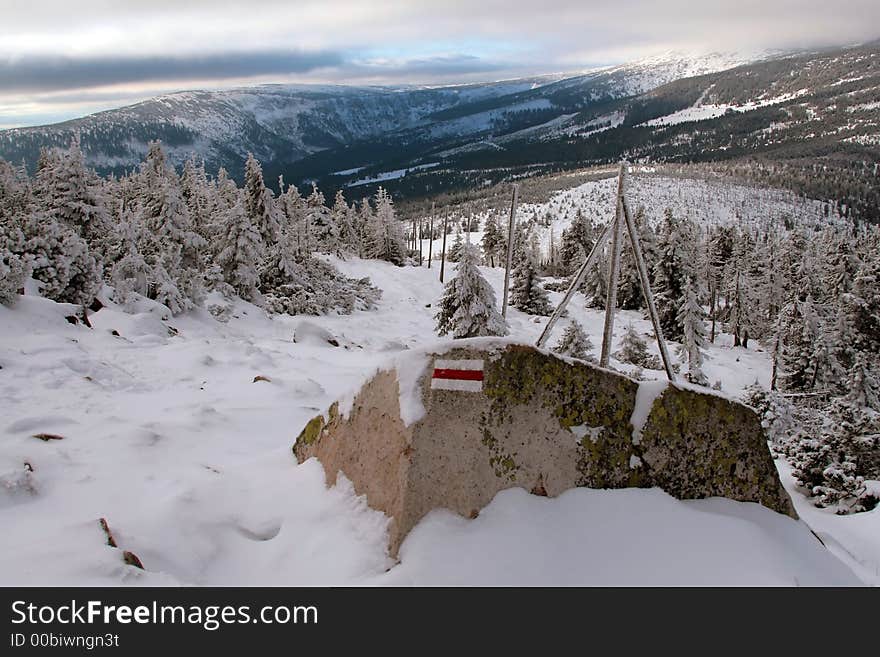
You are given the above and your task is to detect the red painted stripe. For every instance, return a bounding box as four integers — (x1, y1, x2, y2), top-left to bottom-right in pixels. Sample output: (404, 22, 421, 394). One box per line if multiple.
(432, 368, 484, 381)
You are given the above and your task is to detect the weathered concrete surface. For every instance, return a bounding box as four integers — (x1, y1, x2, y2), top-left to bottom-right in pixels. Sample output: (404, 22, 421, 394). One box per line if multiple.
(294, 341, 795, 556)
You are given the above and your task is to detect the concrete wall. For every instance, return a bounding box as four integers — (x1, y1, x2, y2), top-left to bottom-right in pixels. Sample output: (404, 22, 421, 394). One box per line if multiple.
(294, 341, 795, 556)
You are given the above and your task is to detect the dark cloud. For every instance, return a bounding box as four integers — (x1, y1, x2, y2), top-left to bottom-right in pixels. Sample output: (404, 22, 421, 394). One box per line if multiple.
(0, 50, 345, 93)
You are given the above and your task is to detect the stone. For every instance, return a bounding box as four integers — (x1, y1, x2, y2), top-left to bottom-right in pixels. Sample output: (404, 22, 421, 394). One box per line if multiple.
(293, 340, 795, 557)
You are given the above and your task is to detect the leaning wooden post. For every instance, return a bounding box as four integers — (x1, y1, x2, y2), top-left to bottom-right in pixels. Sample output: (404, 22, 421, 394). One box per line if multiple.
(621, 197, 676, 382)
(599, 164, 627, 367)
(427, 203, 434, 268)
(501, 184, 519, 318)
(536, 221, 613, 348)
(439, 210, 449, 283)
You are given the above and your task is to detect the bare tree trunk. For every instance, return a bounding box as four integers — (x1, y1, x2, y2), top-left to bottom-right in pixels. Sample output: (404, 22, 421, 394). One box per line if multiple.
(427, 203, 434, 268)
(439, 211, 449, 283)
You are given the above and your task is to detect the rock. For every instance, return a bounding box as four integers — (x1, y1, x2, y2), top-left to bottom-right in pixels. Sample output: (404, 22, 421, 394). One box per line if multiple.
(89, 298, 104, 313)
(32, 433, 64, 442)
(253, 375, 271, 383)
(111, 329, 120, 337)
(122, 551, 145, 569)
(294, 341, 795, 557)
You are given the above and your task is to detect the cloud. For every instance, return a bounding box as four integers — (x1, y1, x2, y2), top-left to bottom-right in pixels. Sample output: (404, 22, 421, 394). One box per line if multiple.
(1, 1, 878, 126)
(0, 51, 344, 94)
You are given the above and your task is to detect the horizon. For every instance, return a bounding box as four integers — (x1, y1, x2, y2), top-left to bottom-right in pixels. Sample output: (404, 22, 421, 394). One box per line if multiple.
(2, 0, 878, 129)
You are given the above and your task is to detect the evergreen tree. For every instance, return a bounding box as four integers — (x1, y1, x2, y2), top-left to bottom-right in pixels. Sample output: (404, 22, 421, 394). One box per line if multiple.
(778, 296, 823, 393)
(447, 227, 464, 263)
(677, 274, 708, 385)
(617, 206, 656, 310)
(33, 138, 110, 249)
(331, 189, 356, 256)
(617, 323, 649, 366)
(135, 141, 206, 314)
(510, 254, 552, 316)
(20, 208, 101, 306)
(435, 243, 508, 338)
(243, 153, 281, 251)
(559, 210, 594, 276)
(554, 320, 593, 360)
(651, 208, 695, 341)
(216, 196, 262, 302)
(481, 214, 503, 267)
(109, 202, 151, 306)
(0, 210, 28, 305)
(365, 187, 407, 265)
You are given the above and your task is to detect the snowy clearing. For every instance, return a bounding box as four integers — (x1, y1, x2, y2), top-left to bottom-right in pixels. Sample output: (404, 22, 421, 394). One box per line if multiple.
(0, 255, 873, 586)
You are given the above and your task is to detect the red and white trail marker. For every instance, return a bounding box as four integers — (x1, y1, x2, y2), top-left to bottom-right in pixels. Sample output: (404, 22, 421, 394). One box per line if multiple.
(430, 359, 484, 392)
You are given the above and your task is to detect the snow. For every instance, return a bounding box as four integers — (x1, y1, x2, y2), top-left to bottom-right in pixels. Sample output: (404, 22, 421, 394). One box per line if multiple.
(0, 217, 873, 587)
(377, 487, 859, 586)
(643, 89, 811, 127)
(630, 379, 668, 445)
(348, 163, 439, 187)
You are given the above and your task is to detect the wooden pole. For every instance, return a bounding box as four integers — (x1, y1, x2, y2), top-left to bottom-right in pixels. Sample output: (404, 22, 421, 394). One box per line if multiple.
(427, 203, 434, 268)
(439, 210, 449, 283)
(536, 221, 612, 348)
(599, 164, 626, 367)
(501, 184, 519, 318)
(621, 197, 675, 382)
(418, 219, 424, 266)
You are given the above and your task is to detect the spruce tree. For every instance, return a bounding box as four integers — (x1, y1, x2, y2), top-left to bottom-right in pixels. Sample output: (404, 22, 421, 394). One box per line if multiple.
(217, 196, 262, 302)
(617, 323, 649, 366)
(135, 141, 206, 314)
(677, 274, 708, 385)
(365, 187, 407, 265)
(243, 153, 281, 251)
(481, 214, 503, 267)
(554, 320, 594, 360)
(435, 243, 508, 338)
(651, 208, 694, 341)
(33, 138, 110, 250)
(510, 254, 552, 316)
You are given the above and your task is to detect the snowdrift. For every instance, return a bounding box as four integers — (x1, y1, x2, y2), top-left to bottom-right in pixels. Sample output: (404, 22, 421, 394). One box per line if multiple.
(294, 340, 796, 555)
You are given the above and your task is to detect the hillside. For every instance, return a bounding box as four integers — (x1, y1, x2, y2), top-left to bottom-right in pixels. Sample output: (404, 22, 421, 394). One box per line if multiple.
(0, 256, 872, 586)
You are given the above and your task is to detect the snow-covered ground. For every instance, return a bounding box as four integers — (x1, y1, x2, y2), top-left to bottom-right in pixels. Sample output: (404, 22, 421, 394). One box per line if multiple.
(1, 253, 875, 586)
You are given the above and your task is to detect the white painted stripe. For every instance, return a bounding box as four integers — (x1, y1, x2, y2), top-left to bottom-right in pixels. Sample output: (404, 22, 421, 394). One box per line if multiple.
(434, 359, 484, 370)
(431, 378, 483, 392)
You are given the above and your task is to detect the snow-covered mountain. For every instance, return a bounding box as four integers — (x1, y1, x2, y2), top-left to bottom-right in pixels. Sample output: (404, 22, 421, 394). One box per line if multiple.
(0, 50, 770, 180)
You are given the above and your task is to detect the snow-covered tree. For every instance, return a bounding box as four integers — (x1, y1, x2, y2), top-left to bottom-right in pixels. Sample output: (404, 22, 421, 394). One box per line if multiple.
(652, 208, 696, 341)
(135, 141, 206, 314)
(481, 214, 504, 267)
(617, 323, 648, 366)
(617, 207, 656, 310)
(331, 189, 356, 255)
(243, 153, 281, 251)
(435, 243, 508, 338)
(510, 254, 552, 316)
(677, 273, 708, 385)
(559, 210, 594, 276)
(447, 227, 464, 263)
(109, 202, 151, 306)
(33, 138, 110, 249)
(20, 208, 101, 306)
(0, 210, 28, 305)
(554, 320, 594, 360)
(365, 187, 407, 265)
(216, 196, 262, 302)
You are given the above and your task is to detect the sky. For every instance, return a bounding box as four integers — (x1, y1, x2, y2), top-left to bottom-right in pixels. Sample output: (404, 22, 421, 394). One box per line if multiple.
(1, 0, 878, 129)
